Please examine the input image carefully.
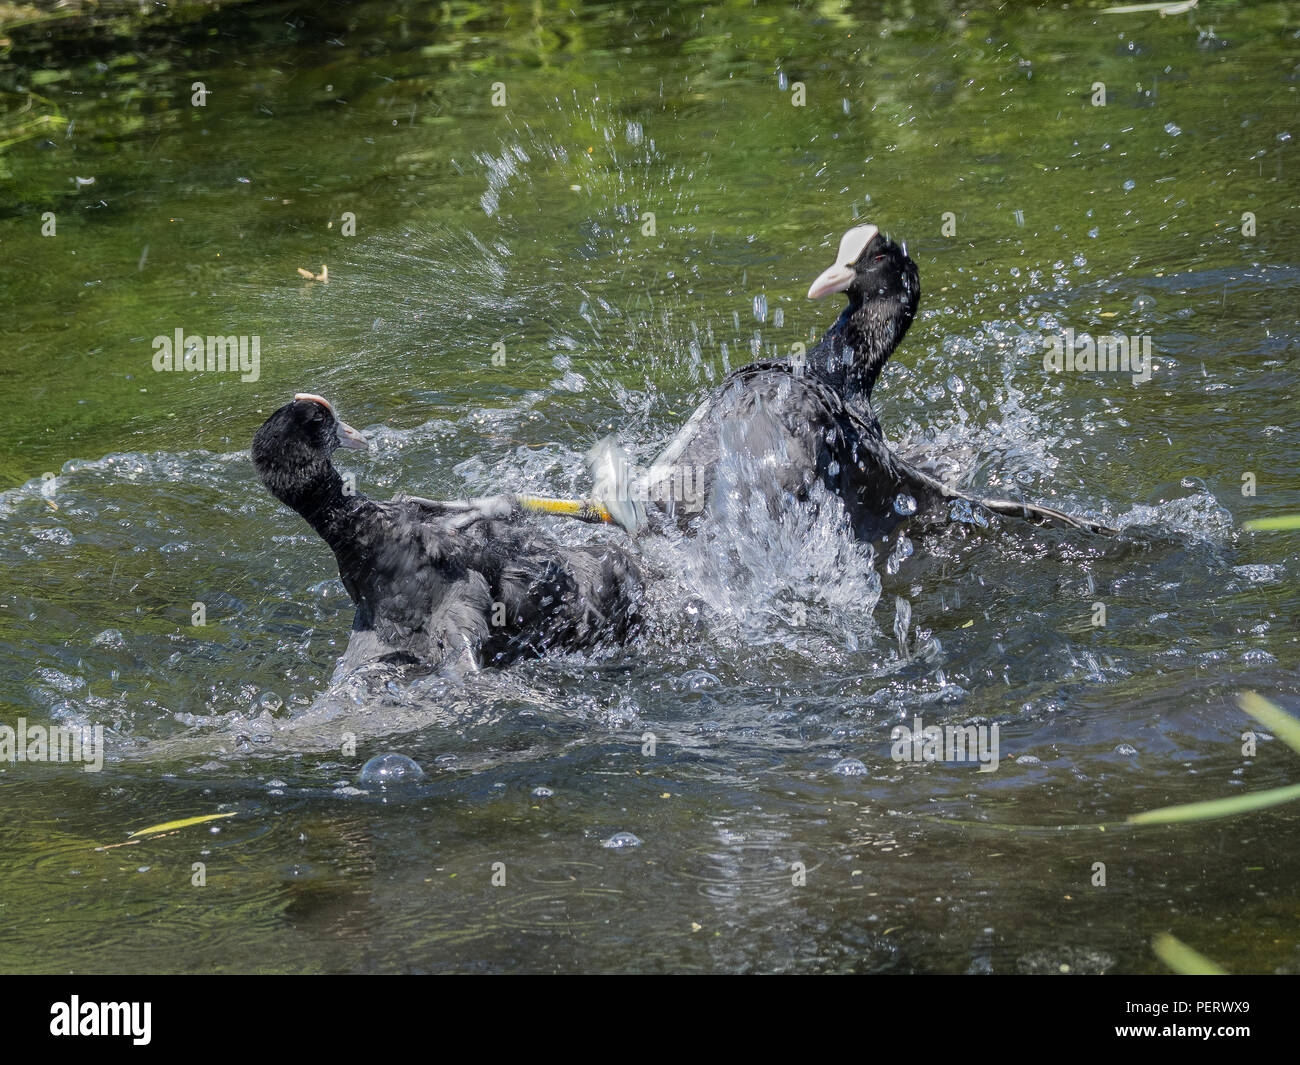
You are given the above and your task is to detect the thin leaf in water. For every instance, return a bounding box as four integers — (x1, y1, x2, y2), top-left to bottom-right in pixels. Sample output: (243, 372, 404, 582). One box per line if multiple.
(128, 812, 237, 839)
(1239, 692, 1300, 756)
(1128, 783, 1300, 825)
(1153, 933, 1227, 976)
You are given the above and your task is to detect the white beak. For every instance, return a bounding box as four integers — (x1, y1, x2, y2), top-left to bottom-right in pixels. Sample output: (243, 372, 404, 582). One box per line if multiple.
(336, 419, 369, 450)
(807, 223, 879, 299)
(807, 264, 856, 300)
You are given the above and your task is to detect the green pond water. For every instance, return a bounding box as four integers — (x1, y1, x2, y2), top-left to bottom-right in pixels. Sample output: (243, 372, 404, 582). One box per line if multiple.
(0, 0, 1296, 973)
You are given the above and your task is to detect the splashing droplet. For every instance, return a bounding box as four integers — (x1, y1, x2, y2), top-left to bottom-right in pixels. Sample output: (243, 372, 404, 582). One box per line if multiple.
(893, 596, 912, 658)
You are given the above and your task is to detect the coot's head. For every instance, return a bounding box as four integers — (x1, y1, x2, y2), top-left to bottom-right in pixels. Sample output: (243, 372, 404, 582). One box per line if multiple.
(252, 393, 369, 510)
(807, 223, 920, 321)
(804, 223, 921, 398)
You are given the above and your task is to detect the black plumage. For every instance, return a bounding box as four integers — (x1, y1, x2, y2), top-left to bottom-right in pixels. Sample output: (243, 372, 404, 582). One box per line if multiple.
(641, 224, 1114, 539)
(252, 394, 642, 674)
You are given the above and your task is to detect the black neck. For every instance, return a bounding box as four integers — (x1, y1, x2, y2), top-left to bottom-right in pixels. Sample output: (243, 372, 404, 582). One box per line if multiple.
(268, 460, 367, 554)
(807, 296, 908, 403)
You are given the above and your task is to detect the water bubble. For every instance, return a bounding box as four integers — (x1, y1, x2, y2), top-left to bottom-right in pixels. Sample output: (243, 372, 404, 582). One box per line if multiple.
(1131, 294, 1156, 312)
(357, 753, 426, 788)
(92, 628, 125, 649)
(531, 786, 554, 798)
(681, 669, 720, 692)
(1114, 744, 1138, 756)
(893, 493, 918, 516)
(1122, 179, 1135, 191)
(832, 758, 869, 777)
(602, 831, 642, 849)
(257, 691, 283, 714)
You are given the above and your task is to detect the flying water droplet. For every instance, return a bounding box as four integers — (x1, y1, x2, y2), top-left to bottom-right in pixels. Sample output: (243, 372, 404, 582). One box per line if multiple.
(893, 493, 917, 516)
(893, 596, 912, 657)
(885, 534, 914, 575)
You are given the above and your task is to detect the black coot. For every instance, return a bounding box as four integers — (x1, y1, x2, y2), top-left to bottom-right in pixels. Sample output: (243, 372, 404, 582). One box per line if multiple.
(637, 224, 1113, 539)
(251, 394, 642, 674)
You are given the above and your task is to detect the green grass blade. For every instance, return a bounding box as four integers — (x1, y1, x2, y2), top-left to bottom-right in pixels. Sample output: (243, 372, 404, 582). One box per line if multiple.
(1153, 933, 1228, 976)
(1239, 692, 1300, 756)
(1242, 514, 1300, 532)
(1129, 782, 1300, 824)
(128, 812, 236, 839)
